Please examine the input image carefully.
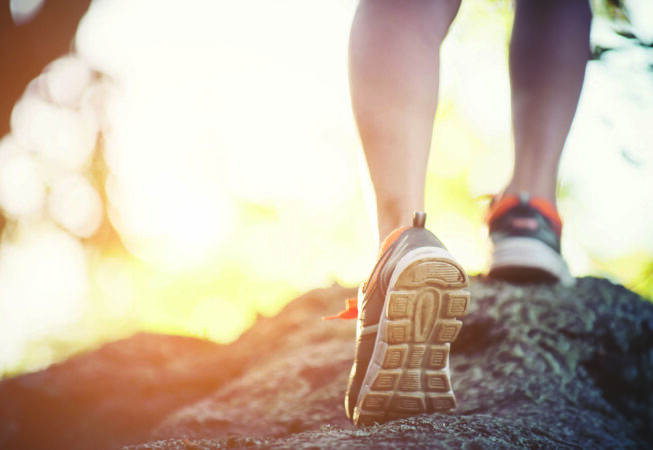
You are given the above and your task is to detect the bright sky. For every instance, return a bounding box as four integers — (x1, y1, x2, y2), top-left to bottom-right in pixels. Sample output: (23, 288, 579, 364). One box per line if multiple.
(1, 0, 652, 375)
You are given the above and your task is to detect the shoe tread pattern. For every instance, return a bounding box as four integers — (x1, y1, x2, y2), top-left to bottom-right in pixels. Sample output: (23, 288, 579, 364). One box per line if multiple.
(354, 257, 469, 426)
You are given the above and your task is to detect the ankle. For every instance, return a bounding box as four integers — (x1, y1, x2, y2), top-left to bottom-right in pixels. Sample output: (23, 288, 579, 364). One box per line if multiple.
(500, 185, 556, 207)
(376, 198, 420, 245)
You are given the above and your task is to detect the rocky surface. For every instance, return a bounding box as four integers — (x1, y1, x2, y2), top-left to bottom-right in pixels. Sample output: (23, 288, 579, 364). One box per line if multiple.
(1, 277, 652, 449)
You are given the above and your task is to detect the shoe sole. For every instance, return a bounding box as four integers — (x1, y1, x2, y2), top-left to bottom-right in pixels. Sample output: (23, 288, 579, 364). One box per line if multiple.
(353, 247, 470, 426)
(489, 237, 574, 286)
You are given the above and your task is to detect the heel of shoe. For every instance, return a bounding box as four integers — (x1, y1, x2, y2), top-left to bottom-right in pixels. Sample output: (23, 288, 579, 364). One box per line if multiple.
(489, 237, 574, 286)
(353, 249, 470, 425)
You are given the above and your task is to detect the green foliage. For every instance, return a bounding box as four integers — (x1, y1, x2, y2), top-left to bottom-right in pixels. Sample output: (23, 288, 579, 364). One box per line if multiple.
(591, 0, 653, 51)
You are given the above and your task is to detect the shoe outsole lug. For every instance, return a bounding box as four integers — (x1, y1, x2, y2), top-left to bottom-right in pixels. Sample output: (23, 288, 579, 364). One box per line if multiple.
(398, 370, 421, 391)
(353, 251, 469, 426)
(372, 371, 401, 390)
(443, 291, 469, 318)
(426, 345, 448, 369)
(427, 393, 457, 410)
(434, 320, 462, 343)
(387, 292, 412, 319)
(391, 394, 426, 412)
(382, 345, 408, 369)
(425, 371, 451, 392)
(406, 345, 426, 369)
(387, 321, 412, 344)
(362, 393, 392, 411)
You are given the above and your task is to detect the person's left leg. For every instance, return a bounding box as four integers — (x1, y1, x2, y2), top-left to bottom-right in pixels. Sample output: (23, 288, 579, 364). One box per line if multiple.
(488, 0, 592, 284)
(340, 0, 470, 427)
(349, 0, 461, 242)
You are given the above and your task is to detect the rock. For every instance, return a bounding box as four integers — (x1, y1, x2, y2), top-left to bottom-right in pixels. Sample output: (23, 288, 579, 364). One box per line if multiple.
(0, 333, 236, 450)
(0, 278, 651, 449)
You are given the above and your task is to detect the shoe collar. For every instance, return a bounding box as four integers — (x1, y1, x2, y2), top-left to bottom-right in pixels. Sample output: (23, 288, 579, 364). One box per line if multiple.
(486, 192, 562, 233)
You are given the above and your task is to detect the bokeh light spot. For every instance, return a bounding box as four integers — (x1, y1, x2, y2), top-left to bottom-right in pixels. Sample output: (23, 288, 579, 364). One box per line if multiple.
(0, 224, 87, 370)
(44, 56, 95, 108)
(10, 0, 45, 25)
(48, 174, 103, 238)
(0, 137, 46, 219)
(11, 96, 98, 172)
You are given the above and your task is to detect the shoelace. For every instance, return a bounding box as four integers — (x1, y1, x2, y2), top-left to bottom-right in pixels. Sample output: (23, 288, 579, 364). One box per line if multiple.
(322, 296, 358, 320)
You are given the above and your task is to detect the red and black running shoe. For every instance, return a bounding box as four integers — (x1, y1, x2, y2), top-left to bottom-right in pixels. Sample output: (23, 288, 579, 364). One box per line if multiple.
(487, 192, 574, 286)
(328, 212, 470, 425)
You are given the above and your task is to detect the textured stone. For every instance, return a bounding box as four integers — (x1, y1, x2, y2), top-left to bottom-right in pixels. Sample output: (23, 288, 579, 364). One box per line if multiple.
(1, 278, 652, 449)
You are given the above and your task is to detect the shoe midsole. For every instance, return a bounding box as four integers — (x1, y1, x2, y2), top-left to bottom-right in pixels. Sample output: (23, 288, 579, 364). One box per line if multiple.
(490, 236, 574, 285)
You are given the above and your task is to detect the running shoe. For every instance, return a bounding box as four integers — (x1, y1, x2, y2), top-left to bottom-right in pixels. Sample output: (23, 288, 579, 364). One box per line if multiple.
(327, 212, 470, 425)
(487, 192, 574, 286)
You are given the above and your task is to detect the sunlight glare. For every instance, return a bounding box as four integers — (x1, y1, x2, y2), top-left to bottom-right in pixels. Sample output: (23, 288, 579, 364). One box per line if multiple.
(11, 95, 98, 173)
(438, 1, 513, 197)
(44, 56, 95, 108)
(79, 0, 357, 275)
(626, 0, 653, 44)
(48, 174, 104, 238)
(107, 170, 235, 271)
(189, 297, 256, 343)
(0, 224, 87, 370)
(93, 257, 135, 317)
(430, 212, 485, 275)
(0, 137, 46, 220)
(561, 56, 653, 259)
(443, 0, 511, 138)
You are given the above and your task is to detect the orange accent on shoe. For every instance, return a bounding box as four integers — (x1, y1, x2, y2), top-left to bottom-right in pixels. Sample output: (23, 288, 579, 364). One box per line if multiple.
(322, 296, 358, 320)
(485, 195, 520, 224)
(365, 226, 410, 295)
(379, 226, 410, 256)
(485, 194, 562, 235)
(530, 197, 563, 232)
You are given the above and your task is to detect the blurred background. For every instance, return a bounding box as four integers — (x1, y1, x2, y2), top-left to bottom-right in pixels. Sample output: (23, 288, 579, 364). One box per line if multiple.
(0, 0, 651, 377)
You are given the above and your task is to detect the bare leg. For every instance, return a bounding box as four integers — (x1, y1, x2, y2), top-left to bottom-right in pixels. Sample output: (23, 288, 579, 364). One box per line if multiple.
(349, 0, 461, 241)
(506, 0, 592, 204)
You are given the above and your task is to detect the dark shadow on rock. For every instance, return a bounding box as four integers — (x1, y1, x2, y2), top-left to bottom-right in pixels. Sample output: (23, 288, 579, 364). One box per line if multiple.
(1, 278, 652, 449)
(580, 283, 653, 444)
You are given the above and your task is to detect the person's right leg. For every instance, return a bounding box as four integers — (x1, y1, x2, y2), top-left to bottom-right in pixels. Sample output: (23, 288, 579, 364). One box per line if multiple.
(487, 0, 591, 285)
(506, 0, 592, 204)
(349, 0, 461, 242)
